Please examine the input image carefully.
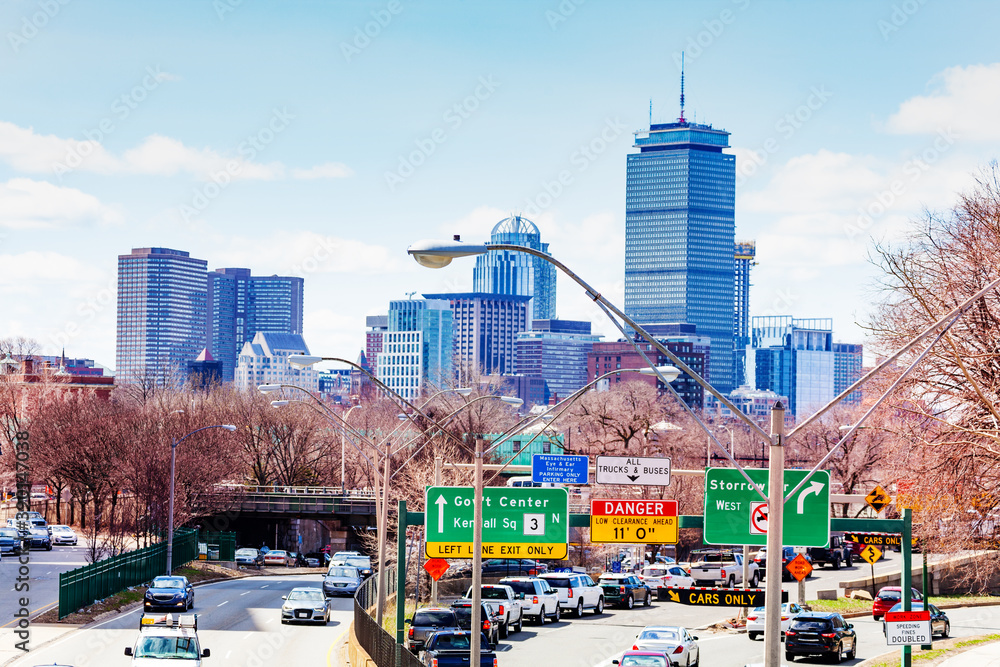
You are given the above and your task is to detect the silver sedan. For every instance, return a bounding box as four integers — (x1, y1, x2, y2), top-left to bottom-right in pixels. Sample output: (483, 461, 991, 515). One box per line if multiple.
(631, 625, 699, 667)
(281, 587, 330, 625)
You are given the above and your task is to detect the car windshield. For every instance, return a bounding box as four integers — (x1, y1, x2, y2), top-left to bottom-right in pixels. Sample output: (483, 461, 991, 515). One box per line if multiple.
(135, 636, 199, 659)
(503, 581, 536, 596)
(599, 576, 623, 583)
(151, 578, 186, 589)
(698, 554, 727, 563)
(0, 528, 17, 538)
(791, 619, 831, 632)
(544, 577, 571, 588)
(480, 588, 509, 600)
(622, 657, 667, 667)
(270, 551, 287, 557)
(434, 634, 471, 650)
(878, 590, 902, 601)
(327, 567, 358, 578)
(889, 603, 925, 612)
(642, 568, 668, 577)
(53, 526, 72, 532)
(30, 529, 47, 536)
(413, 610, 456, 626)
(452, 607, 477, 628)
(639, 630, 678, 641)
(286, 590, 324, 601)
(345, 557, 370, 568)
(236, 549, 256, 556)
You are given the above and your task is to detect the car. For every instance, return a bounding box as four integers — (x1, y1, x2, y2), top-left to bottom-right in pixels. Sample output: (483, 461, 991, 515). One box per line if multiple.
(449, 600, 500, 649)
(756, 546, 806, 582)
(420, 630, 498, 667)
(281, 587, 330, 624)
(639, 565, 695, 599)
(323, 565, 362, 597)
(49, 524, 78, 546)
(882, 602, 950, 638)
(598, 573, 652, 609)
(0, 527, 25, 554)
(331, 554, 373, 578)
(746, 602, 803, 640)
(631, 625, 700, 667)
(784, 611, 857, 662)
(539, 572, 605, 617)
(235, 547, 264, 568)
(26, 527, 52, 550)
(303, 552, 324, 567)
(144, 576, 195, 611)
(497, 577, 561, 624)
(263, 550, 292, 566)
(405, 607, 462, 654)
(332, 550, 363, 559)
(872, 586, 923, 620)
(612, 651, 670, 667)
(480, 558, 548, 576)
(126, 613, 209, 665)
(466, 584, 525, 637)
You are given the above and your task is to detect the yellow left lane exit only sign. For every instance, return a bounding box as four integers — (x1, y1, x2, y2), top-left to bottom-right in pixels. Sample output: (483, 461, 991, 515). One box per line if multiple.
(590, 499, 678, 544)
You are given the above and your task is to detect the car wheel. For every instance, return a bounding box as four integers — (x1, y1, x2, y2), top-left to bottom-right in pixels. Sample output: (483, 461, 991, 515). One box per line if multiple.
(942, 621, 950, 638)
(785, 652, 794, 662)
(727, 575, 735, 587)
(514, 612, 523, 633)
(832, 557, 840, 570)
(748, 572, 759, 587)
(626, 594, 634, 610)
(500, 621, 508, 639)
(534, 613, 544, 625)
(748, 632, 760, 640)
(845, 554, 853, 567)
(645, 591, 652, 606)
(576, 600, 584, 617)
(833, 642, 843, 663)
(553, 604, 561, 622)
(847, 639, 856, 660)
(594, 597, 604, 615)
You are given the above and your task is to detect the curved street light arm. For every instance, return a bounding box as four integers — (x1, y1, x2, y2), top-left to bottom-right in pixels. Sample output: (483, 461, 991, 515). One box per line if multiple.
(592, 299, 769, 502)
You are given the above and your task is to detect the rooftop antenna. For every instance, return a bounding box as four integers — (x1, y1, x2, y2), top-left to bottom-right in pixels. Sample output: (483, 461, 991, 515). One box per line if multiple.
(649, 98, 653, 126)
(678, 51, 686, 123)
(405, 291, 416, 300)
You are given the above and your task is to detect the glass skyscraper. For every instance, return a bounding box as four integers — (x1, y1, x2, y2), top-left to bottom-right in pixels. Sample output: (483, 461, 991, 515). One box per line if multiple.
(378, 298, 453, 399)
(473, 215, 556, 321)
(750, 316, 834, 419)
(624, 118, 736, 392)
(734, 240, 757, 388)
(116, 247, 208, 385)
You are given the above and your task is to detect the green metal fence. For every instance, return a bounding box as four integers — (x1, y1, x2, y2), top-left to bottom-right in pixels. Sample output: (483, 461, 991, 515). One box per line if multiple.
(58, 529, 201, 619)
(198, 530, 236, 561)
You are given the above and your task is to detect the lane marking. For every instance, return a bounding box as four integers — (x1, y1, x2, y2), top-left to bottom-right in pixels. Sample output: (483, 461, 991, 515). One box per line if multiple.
(217, 601, 229, 607)
(327, 626, 350, 666)
(0, 599, 57, 628)
(241, 591, 250, 596)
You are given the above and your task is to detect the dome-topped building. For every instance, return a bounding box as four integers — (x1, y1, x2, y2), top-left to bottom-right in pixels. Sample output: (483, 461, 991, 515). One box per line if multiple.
(473, 214, 556, 321)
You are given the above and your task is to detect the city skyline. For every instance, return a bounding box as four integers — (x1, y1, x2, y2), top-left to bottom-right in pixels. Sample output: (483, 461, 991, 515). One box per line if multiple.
(2, 2, 997, 373)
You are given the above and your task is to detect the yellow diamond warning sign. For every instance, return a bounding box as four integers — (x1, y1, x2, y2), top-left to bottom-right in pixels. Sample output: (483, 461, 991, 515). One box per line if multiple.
(866, 484, 890, 514)
(589, 499, 678, 544)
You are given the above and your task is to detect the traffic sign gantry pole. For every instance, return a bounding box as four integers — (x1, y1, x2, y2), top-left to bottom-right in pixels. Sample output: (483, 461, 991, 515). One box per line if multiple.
(764, 401, 785, 667)
(471, 437, 484, 665)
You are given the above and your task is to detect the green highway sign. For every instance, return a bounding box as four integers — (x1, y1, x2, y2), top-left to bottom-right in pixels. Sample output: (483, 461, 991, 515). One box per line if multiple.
(703, 468, 831, 547)
(424, 486, 569, 559)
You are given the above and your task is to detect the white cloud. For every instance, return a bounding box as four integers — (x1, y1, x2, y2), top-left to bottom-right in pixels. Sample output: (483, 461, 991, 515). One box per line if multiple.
(0, 178, 124, 229)
(0, 251, 104, 291)
(292, 162, 354, 179)
(0, 121, 118, 174)
(887, 63, 1000, 140)
(121, 135, 285, 180)
(210, 230, 402, 276)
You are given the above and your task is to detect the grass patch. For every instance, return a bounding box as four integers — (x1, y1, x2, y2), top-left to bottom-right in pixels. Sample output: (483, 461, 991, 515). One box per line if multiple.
(381, 597, 419, 634)
(807, 594, 1000, 614)
(956, 633, 1000, 648)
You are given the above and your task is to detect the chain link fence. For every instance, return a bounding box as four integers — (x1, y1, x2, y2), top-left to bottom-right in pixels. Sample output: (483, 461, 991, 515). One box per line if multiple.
(354, 569, 424, 667)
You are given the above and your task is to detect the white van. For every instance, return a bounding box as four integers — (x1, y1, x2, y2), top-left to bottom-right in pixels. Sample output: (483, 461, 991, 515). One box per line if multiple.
(505, 476, 560, 488)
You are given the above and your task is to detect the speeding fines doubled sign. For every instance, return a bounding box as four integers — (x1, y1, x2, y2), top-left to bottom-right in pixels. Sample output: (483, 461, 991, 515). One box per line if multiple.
(590, 499, 678, 544)
(885, 609, 932, 646)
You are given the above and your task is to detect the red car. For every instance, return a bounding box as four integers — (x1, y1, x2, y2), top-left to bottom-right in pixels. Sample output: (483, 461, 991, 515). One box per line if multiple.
(872, 586, 923, 620)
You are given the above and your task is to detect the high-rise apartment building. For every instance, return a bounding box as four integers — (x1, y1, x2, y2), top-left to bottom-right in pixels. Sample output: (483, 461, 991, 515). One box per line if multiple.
(833, 342, 864, 406)
(207, 268, 303, 381)
(734, 241, 756, 388)
(624, 106, 736, 392)
(473, 215, 557, 321)
(235, 332, 318, 393)
(424, 292, 530, 381)
(587, 337, 706, 408)
(377, 299, 453, 400)
(116, 247, 208, 384)
(751, 316, 834, 419)
(514, 319, 601, 402)
(365, 315, 389, 377)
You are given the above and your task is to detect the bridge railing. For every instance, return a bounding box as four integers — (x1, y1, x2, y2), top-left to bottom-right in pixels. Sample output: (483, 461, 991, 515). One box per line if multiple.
(200, 486, 378, 516)
(214, 483, 377, 497)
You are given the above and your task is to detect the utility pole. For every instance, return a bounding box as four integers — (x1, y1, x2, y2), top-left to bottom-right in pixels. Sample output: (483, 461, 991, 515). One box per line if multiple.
(431, 456, 442, 605)
(375, 444, 391, 626)
(470, 438, 484, 664)
(764, 401, 785, 667)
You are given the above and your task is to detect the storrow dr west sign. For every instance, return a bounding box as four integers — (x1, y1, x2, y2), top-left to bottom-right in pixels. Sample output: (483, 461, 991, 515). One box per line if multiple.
(703, 468, 831, 547)
(424, 486, 569, 559)
(531, 454, 589, 484)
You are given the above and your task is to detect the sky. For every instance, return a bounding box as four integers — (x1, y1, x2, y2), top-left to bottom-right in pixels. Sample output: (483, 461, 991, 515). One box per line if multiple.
(1, 0, 999, 371)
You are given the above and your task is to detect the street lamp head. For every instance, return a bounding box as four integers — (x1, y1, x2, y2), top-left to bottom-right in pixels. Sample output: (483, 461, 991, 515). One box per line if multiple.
(454, 387, 474, 397)
(270, 400, 290, 408)
(289, 355, 323, 369)
(407, 238, 488, 269)
(500, 396, 524, 407)
(258, 384, 282, 394)
(221, 425, 237, 432)
(638, 365, 682, 383)
(839, 424, 856, 431)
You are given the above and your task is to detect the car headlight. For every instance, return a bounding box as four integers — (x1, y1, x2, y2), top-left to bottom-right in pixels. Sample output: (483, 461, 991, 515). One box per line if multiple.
(314, 607, 325, 612)
(282, 605, 292, 611)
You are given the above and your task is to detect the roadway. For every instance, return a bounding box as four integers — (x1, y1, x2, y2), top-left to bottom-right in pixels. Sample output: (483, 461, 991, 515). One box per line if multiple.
(5, 573, 352, 666)
(0, 541, 91, 625)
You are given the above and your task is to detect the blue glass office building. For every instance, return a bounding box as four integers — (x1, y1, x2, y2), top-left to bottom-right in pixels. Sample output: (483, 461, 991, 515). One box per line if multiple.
(624, 120, 736, 392)
(473, 215, 556, 322)
(751, 316, 834, 419)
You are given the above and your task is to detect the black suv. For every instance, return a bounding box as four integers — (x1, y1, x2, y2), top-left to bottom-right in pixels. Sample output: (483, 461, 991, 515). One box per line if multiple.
(449, 600, 500, 649)
(785, 611, 857, 662)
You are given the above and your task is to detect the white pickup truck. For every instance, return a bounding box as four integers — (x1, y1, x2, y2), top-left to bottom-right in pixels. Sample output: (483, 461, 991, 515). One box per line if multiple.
(689, 551, 759, 587)
(465, 584, 524, 638)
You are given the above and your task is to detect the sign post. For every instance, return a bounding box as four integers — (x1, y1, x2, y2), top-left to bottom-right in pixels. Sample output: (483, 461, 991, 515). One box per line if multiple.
(860, 544, 882, 597)
(589, 499, 678, 544)
(595, 456, 671, 486)
(703, 468, 831, 546)
(787, 554, 812, 606)
(424, 486, 569, 559)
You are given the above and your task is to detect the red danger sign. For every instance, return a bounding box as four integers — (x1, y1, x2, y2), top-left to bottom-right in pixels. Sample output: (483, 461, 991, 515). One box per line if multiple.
(591, 500, 678, 517)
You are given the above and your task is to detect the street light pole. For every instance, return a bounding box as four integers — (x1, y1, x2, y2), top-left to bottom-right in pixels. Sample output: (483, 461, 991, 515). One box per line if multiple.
(166, 424, 236, 574)
(375, 443, 391, 626)
(471, 437, 485, 663)
(764, 402, 785, 667)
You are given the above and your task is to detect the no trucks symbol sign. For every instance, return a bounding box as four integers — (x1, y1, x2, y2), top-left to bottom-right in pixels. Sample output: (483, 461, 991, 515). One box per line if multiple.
(750, 502, 768, 535)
